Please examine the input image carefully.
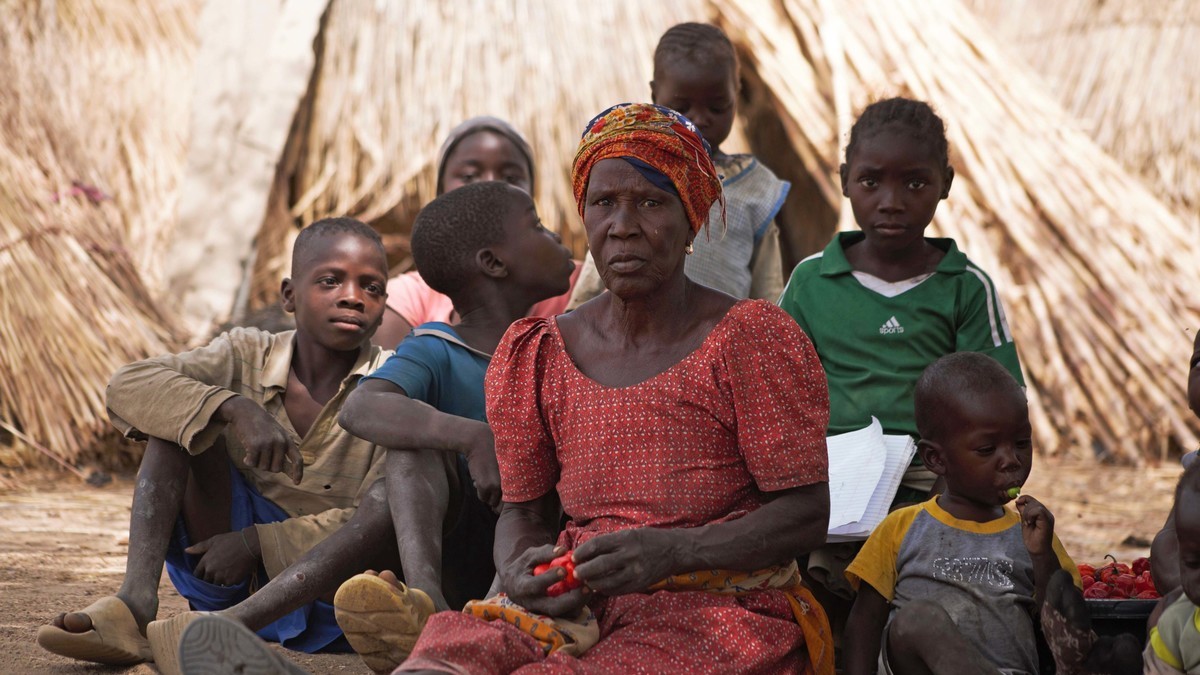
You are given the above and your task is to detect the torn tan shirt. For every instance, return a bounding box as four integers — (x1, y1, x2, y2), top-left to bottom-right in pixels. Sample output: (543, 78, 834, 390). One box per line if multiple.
(106, 327, 391, 578)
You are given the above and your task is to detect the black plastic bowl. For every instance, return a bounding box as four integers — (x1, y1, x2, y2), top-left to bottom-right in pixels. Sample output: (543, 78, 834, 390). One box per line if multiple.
(1085, 598, 1158, 643)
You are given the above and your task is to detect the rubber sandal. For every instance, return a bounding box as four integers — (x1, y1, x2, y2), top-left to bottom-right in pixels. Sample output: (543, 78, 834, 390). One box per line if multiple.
(35, 596, 152, 665)
(179, 614, 308, 675)
(334, 574, 435, 674)
(148, 610, 206, 675)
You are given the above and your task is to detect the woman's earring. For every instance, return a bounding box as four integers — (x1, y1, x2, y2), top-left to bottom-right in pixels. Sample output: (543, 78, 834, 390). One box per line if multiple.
(685, 243, 694, 255)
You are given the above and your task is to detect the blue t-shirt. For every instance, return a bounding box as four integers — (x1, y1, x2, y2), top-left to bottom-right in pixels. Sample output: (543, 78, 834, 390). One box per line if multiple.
(364, 322, 489, 422)
(361, 322, 496, 609)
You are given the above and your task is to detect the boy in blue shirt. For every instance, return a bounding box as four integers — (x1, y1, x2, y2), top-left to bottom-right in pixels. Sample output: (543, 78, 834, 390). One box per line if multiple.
(333, 180, 575, 672)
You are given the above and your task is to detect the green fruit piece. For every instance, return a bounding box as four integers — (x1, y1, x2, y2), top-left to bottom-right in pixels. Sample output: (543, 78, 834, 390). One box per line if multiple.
(1006, 487, 1021, 499)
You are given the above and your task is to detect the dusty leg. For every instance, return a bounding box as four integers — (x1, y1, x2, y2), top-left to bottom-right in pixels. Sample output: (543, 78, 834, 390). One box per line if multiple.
(885, 600, 996, 675)
(385, 449, 455, 612)
(223, 478, 400, 630)
(54, 437, 200, 634)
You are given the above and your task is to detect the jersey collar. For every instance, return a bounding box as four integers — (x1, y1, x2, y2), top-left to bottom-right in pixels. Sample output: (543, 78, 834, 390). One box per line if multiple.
(819, 231, 969, 277)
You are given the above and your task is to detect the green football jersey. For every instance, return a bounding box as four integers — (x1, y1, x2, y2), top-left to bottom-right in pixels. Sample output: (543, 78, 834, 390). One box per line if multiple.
(778, 232, 1023, 438)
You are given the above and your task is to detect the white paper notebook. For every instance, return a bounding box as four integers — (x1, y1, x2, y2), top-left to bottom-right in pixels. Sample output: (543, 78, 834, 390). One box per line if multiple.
(825, 418, 918, 543)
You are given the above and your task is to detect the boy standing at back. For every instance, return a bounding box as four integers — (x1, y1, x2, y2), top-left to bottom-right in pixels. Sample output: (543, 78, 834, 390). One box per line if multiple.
(844, 353, 1078, 675)
(37, 218, 393, 664)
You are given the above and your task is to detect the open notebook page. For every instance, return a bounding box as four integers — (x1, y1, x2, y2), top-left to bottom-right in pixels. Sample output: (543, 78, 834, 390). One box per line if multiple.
(824, 417, 886, 530)
(828, 432, 918, 542)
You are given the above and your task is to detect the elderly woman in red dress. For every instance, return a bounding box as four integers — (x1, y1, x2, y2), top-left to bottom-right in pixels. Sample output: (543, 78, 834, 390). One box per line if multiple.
(399, 103, 834, 674)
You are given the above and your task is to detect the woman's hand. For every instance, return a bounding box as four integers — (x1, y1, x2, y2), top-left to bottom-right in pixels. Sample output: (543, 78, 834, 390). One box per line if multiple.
(502, 544, 590, 617)
(572, 527, 679, 596)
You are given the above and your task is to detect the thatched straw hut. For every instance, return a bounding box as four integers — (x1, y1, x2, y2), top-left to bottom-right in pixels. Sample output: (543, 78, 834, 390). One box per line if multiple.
(3, 0, 1197, 470)
(967, 0, 1200, 225)
(0, 1, 197, 469)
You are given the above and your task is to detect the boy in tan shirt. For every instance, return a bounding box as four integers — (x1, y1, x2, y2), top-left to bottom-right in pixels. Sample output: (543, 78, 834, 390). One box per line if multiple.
(38, 218, 396, 667)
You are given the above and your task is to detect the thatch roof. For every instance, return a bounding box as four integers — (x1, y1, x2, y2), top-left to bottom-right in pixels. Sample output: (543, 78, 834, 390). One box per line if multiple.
(0, 1, 197, 468)
(3, 0, 1197, 469)
(967, 0, 1200, 224)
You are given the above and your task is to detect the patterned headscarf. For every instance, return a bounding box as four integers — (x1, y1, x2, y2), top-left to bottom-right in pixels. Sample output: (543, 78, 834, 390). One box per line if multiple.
(436, 116, 536, 196)
(571, 103, 725, 234)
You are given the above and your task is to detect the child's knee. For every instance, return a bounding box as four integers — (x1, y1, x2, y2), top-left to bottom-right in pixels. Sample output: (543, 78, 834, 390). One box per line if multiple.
(359, 478, 390, 515)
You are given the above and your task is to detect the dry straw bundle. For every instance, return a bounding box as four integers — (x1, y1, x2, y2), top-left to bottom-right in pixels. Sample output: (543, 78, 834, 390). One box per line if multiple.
(718, 0, 1200, 460)
(967, 0, 1200, 226)
(0, 1, 197, 467)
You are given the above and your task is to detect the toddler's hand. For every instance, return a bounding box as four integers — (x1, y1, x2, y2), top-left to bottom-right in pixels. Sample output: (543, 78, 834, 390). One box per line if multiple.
(1016, 495, 1054, 556)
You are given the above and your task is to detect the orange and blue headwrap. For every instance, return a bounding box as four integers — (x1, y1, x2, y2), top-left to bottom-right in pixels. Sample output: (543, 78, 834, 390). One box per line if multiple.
(571, 103, 725, 234)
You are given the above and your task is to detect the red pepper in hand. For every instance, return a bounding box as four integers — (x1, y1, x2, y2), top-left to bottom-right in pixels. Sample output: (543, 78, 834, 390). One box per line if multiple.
(533, 552, 582, 597)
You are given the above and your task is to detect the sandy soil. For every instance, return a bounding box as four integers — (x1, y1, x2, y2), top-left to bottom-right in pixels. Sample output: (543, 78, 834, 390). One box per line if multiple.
(0, 456, 1185, 674)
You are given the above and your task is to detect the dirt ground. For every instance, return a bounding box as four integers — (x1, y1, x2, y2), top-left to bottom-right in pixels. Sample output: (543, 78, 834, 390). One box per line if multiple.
(0, 456, 1185, 674)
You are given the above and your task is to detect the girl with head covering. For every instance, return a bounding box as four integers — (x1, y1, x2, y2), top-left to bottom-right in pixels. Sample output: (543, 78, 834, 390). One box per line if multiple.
(391, 103, 835, 674)
(373, 117, 581, 348)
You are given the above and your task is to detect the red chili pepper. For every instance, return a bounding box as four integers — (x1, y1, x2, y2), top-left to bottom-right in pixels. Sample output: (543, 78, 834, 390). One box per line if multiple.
(1132, 557, 1151, 576)
(1083, 584, 1111, 599)
(1136, 590, 1160, 599)
(534, 552, 581, 597)
(1112, 573, 1137, 597)
(1081, 574, 1095, 589)
(1077, 563, 1096, 578)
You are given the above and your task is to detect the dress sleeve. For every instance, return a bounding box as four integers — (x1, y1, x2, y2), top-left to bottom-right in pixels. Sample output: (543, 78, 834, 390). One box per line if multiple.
(485, 317, 560, 503)
(955, 264, 1024, 386)
(723, 301, 829, 491)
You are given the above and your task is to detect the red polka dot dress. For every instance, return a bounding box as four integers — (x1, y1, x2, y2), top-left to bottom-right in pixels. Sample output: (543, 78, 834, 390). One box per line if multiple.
(400, 300, 830, 674)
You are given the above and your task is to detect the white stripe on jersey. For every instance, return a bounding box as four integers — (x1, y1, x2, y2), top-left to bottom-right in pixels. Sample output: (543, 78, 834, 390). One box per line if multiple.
(965, 265, 1006, 347)
(777, 251, 825, 304)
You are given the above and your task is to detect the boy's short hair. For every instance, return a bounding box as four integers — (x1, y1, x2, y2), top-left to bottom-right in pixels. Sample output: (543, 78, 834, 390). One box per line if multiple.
(411, 181, 518, 296)
(292, 217, 386, 275)
(914, 352, 1024, 442)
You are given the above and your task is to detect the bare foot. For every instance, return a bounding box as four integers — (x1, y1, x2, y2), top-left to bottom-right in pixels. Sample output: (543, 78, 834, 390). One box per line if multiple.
(361, 569, 447, 612)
